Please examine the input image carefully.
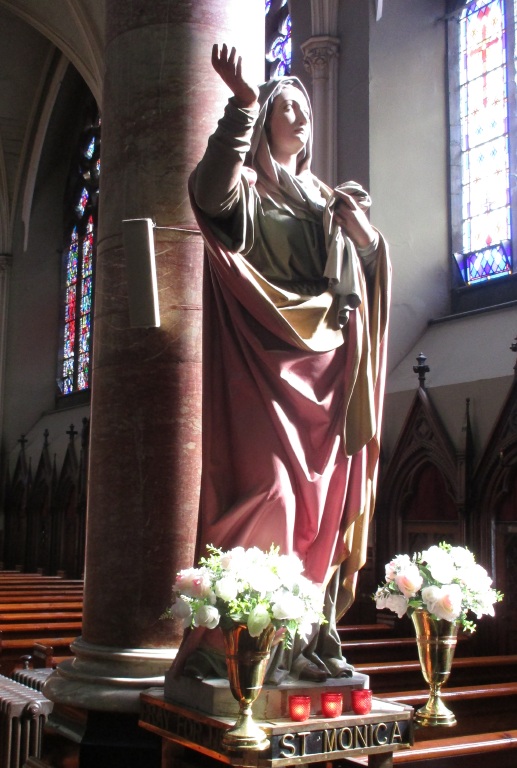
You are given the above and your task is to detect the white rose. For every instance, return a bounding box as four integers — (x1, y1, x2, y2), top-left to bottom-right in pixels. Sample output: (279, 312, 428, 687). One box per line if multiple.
(421, 585, 442, 609)
(385, 554, 412, 582)
(449, 546, 475, 569)
(374, 589, 388, 610)
(275, 554, 305, 589)
(421, 546, 456, 583)
(247, 565, 280, 595)
(214, 576, 240, 603)
(193, 604, 220, 629)
(247, 604, 271, 637)
(174, 566, 213, 598)
(474, 589, 498, 618)
(394, 563, 424, 597)
(171, 597, 192, 628)
(220, 547, 246, 571)
(458, 563, 492, 593)
(272, 591, 306, 621)
(424, 583, 462, 622)
(385, 593, 409, 618)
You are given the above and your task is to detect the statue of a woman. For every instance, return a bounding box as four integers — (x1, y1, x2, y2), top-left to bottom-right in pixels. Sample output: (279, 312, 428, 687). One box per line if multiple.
(174, 44, 391, 683)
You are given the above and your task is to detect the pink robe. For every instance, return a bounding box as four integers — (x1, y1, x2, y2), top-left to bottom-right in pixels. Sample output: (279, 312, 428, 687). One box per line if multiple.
(192, 179, 390, 611)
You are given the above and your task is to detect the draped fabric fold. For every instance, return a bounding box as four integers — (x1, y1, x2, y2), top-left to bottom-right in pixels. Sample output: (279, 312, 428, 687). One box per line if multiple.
(191, 178, 391, 601)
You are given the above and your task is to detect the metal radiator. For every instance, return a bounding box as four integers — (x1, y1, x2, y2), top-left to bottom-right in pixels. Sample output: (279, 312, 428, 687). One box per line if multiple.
(0, 675, 53, 768)
(10, 669, 53, 694)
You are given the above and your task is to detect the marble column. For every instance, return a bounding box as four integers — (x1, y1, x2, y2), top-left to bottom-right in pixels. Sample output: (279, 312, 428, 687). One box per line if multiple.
(43, 0, 265, 716)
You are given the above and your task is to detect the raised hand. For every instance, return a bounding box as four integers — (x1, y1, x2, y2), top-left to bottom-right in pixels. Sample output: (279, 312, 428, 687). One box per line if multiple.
(211, 44, 259, 109)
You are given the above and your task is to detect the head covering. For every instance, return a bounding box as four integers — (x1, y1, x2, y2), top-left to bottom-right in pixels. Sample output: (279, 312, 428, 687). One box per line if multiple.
(247, 77, 329, 220)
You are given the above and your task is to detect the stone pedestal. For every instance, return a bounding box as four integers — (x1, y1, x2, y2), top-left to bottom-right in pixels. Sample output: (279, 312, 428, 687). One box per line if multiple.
(140, 688, 414, 768)
(164, 672, 371, 721)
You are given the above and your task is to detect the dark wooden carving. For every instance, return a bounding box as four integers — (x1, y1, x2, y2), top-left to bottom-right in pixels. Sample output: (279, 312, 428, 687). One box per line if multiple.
(1, 419, 89, 577)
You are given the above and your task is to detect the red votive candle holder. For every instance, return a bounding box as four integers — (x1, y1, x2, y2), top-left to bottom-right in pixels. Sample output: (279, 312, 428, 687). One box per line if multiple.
(289, 695, 311, 722)
(321, 691, 343, 718)
(351, 688, 372, 715)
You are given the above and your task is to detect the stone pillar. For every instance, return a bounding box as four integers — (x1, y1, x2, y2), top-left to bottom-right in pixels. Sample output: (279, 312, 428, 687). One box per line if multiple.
(301, 35, 340, 186)
(43, 0, 265, 722)
(300, 1, 340, 186)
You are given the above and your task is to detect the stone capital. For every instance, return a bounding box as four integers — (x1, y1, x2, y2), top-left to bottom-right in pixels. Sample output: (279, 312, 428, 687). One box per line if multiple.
(301, 35, 340, 79)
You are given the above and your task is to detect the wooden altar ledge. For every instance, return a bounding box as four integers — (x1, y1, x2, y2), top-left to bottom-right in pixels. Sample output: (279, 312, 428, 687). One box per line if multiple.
(139, 688, 414, 768)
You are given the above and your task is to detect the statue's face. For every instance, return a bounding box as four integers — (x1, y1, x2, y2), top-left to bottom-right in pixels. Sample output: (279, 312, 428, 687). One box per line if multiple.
(268, 85, 310, 167)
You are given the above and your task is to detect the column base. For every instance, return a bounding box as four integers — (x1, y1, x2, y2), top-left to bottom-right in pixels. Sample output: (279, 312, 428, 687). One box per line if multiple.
(38, 637, 177, 767)
(43, 636, 177, 713)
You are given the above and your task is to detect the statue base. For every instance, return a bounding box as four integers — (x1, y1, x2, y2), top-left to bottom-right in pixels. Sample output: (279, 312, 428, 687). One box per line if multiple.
(140, 688, 414, 767)
(164, 670, 370, 720)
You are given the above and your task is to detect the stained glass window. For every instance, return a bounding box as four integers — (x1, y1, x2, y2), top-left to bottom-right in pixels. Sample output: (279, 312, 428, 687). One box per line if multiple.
(60, 115, 100, 395)
(454, 0, 513, 283)
(265, 0, 291, 79)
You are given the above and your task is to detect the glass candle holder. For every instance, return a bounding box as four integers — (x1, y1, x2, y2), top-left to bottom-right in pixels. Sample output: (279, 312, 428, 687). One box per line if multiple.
(321, 691, 343, 718)
(289, 695, 311, 722)
(351, 688, 372, 715)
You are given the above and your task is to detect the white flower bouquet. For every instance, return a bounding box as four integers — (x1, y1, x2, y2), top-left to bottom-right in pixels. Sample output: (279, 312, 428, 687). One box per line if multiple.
(374, 542, 503, 632)
(162, 544, 325, 647)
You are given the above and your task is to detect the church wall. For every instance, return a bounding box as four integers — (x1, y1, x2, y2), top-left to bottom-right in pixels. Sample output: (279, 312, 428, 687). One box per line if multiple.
(370, 0, 450, 370)
(2, 65, 92, 473)
(366, 0, 514, 465)
(336, 0, 371, 193)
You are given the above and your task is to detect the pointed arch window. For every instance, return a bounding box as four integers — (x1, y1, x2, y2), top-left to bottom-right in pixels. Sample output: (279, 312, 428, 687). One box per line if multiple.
(266, 0, 291, 79)
(60, 116, 100, 396)
(449, 0, 517, 308)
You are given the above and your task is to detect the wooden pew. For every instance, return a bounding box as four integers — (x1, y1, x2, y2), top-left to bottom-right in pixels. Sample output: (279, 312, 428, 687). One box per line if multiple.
(0, 584, 83, 593)
(0, 572, 83, 675)
(0, 622, 82, 637)
(0, 598, 83, 613)
(0, 612, 82, 622)
(356, 654, 517, 692)
(0, 636, 77, 676)
(396, 731, 517, 766)
(337, 622, 394, 639)
(0, 622, 82, 674)
(0, 595, 82, 605)
(377, 681, 517, 738)
(350, 730, 517, 767)
(343, 632, 473, 664)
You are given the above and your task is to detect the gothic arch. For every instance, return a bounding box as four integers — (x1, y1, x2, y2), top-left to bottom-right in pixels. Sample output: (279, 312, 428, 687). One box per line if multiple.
(0, 0, 104, 101)
(376, 385, 464, 572)
(3, 438, 31, 569)
(25, 431, 54, 573)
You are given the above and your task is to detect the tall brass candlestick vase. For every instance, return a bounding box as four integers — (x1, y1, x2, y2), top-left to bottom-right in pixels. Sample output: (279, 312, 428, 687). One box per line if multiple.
(221, 622, 276, 752)
(411, 608, 459, 727)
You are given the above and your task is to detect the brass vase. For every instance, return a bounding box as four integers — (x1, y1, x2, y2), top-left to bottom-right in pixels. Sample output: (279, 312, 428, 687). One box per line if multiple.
(221, 622, 275, 752)
(411, 607, 459, 727)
